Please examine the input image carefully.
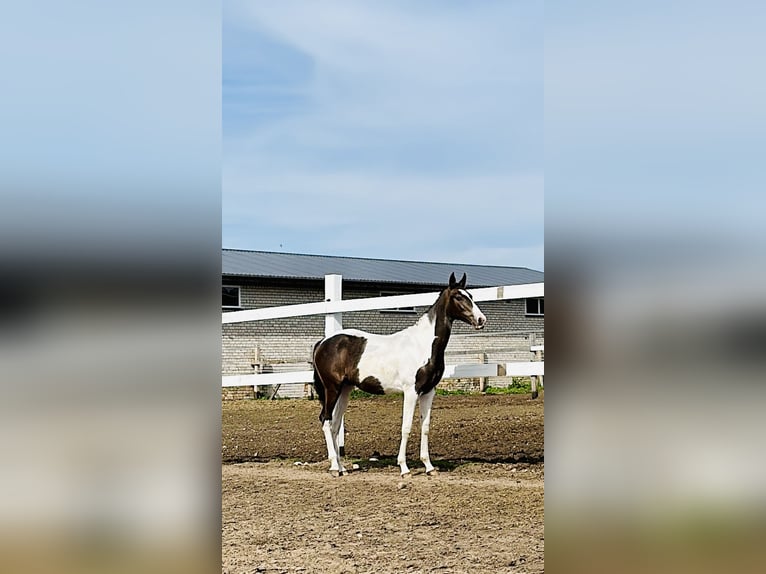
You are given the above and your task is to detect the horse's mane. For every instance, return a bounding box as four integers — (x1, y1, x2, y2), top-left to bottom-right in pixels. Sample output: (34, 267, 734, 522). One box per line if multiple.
(426, 288, 447, 323)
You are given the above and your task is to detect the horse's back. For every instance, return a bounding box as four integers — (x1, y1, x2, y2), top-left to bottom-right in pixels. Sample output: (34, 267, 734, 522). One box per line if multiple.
(313, 331, 369, 384)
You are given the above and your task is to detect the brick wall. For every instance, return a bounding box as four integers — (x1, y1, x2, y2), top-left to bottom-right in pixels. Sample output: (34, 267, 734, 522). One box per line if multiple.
(222, 386, 255, 400)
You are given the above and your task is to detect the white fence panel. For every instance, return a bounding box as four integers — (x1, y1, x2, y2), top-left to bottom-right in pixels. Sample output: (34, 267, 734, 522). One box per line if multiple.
(502, 362, 544, 377)
(222, 362, 543, 390)
(222, 371, 313, 388)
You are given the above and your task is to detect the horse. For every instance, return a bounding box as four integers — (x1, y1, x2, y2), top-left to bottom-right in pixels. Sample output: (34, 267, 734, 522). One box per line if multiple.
(312, 272, 487, 477)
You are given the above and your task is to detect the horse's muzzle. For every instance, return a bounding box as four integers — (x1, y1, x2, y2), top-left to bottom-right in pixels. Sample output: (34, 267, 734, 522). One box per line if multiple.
(474, 317, 486, 330)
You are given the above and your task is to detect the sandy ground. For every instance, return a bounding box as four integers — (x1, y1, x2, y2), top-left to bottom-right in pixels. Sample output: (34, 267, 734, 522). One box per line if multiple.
(222, 393, 544, 573)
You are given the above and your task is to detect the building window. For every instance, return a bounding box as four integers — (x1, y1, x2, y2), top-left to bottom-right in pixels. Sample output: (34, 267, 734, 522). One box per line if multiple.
(379, 291, 417, 314)
(222, 286, 241, 309)
(525, 297, 544, 316)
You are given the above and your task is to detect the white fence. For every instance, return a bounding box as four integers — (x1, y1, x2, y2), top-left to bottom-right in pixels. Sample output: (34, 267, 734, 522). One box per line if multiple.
(222, 275, 544, 393)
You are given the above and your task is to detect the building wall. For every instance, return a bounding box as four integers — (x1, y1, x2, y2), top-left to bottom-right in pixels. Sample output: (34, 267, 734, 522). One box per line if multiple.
(222, 277, 543, 396)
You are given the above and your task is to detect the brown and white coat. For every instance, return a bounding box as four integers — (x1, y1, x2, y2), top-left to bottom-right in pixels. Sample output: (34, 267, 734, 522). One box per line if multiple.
(312, 273, 486, 477)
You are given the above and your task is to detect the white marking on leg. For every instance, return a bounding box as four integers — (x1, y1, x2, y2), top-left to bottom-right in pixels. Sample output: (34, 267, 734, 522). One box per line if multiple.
(322, 420, 339, 473)
(397, 388, 418, 476)
(419, 389, 436, 474)
(331, 387, 351, 474)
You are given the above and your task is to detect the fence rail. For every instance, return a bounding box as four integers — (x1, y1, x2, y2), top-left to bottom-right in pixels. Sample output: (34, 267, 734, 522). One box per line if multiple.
(222, 361, 544, 389)
(222, 282, 544, 324)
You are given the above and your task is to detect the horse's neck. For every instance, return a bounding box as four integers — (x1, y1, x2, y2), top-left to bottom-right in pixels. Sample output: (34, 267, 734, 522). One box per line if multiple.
(427, 303, 453, 360)
(399, 299, 452, 360)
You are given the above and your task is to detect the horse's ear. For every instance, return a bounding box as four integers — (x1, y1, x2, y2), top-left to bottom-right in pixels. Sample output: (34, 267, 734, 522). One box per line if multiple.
(458, 273, 467, 289)
(448, 272, 457, 288)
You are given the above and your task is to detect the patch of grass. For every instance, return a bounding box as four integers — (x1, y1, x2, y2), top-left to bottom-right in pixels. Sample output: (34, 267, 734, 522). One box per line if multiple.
(485, 386, 530, 395)
(485, 377, 534, 395)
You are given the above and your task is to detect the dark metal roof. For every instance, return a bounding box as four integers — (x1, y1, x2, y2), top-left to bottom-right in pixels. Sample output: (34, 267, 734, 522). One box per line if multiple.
(222, 249, 543, 287)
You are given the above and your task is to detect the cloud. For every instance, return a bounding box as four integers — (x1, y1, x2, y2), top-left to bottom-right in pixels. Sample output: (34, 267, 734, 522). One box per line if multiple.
(225, 0, 541, 163)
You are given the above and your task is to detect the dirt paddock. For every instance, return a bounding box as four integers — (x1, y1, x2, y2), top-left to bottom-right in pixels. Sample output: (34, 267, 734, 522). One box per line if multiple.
(222, 393, 544, 573)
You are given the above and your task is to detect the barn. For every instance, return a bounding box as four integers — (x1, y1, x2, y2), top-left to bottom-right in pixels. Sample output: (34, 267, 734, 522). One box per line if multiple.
(222, 248, 544, 398)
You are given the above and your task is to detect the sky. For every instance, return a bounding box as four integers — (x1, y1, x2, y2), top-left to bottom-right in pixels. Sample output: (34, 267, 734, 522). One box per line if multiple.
(545, 1, 766, 243)
(222, 0, 543, 271)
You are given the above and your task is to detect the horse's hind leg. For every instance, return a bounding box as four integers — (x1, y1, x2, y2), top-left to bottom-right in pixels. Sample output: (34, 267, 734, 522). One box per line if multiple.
(418, 389, 437, 475)
(316, 372, 343, 475)
(322, 419, 341, 476)
(397, 387, 418, 476)
(330, 386, 352, 475)
(322, 387, 340, 475)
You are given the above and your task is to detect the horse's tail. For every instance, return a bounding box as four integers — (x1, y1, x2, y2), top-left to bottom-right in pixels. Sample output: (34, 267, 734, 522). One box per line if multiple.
(311, 340, 327, 422)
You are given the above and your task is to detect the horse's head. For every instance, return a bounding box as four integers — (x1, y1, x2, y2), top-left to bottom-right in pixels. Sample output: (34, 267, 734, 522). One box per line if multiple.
(444, 272, 486, 330)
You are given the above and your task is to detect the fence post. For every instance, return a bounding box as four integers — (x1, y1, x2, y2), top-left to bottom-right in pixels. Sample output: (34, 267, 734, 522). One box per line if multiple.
(536, 345, 543, 393)
(325, 274, 343, 336)
(530, 333, 539, 399)
(478, 352, 488, 392)
(324, 274, 346, 453)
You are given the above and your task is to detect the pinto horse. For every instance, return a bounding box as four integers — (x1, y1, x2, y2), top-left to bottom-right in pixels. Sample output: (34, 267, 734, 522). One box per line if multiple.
(312, 273, 487, 477)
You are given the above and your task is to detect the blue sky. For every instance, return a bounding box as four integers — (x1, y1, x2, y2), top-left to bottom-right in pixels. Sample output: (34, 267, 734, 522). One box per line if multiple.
(545, 1, 766, 245)
(223, 1, 543, 271)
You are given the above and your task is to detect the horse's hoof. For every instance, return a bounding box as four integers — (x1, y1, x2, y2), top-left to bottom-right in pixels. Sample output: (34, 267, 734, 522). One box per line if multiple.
(400, 471, 412, 479)
(426, 469, 439, 477)
(330, 470, 341, 478)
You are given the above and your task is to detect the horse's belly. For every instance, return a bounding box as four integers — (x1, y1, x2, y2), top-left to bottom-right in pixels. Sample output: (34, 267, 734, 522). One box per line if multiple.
(356, 349, 424, 394)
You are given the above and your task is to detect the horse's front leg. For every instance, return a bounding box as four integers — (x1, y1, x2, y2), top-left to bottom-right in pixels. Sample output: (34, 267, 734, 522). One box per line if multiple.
(418, 389, 437, 475)
(397, 387, 418, 476)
